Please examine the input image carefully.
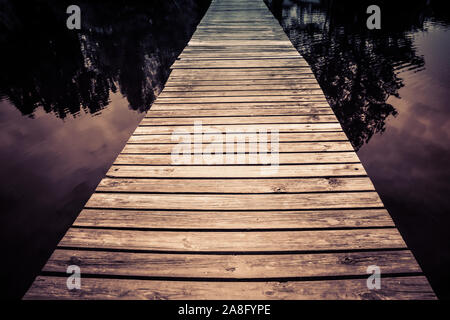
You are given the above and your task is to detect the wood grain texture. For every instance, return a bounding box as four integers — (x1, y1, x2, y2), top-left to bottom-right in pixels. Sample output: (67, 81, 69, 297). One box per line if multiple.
(121, 141, 354, 154)
(143, 108, 333, 117)
(129, 131, 347, 143)
(43, 250, 418, 278)
(133, 123, 344, 134)
(73, 208, 393, 229)
(114, 152, 360, 165)
(140, 115, 337, 125)
(105, 164, 366, 179)
(24, 276, 435, 300)
(85, 192, 382, 211)
(96, 177, 374, 193)
(58, 228, 406, 252)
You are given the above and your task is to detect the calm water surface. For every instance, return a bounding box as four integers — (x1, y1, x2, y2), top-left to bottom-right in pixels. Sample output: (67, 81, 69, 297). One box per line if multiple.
(266, 0, 450, 299)
(0, 0, 210, 299)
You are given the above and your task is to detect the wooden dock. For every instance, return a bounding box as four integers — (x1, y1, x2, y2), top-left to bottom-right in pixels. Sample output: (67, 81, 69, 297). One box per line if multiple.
(24, 0, 435, 299)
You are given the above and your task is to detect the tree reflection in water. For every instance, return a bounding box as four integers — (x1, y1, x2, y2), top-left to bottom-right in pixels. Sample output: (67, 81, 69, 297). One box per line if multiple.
(0, 0, 210, 118)
(265, 0, 433, 150)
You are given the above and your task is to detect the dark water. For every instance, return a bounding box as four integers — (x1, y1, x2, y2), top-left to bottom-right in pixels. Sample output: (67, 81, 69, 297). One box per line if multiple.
(265, 0, 450, 299)
(0, 0, 210, 299)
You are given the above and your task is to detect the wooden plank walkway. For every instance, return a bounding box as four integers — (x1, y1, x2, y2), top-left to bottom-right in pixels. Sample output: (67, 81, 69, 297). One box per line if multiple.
(24, 0, 435, 299)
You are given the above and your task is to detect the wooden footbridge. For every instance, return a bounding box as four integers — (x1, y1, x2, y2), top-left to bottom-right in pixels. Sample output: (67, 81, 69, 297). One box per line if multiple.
(25, 0, 435, 299)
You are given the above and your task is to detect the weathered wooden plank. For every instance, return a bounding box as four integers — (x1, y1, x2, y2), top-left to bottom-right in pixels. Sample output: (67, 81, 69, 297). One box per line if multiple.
(180, 45, 299, 51)
(74, 208, 391, 229)
(188, 41, 294, 46)
(153, 96, 328, 104)
(58, 228, 404, 251)
(172, 59, 309, 68)
(180, 48, 299, 53)
(140, 115, 337, 125)
(114, 152, 360, 165)
(24, 276, 435, 300)
(96, 177, 374, 193)
(150, 102, 330, 110)
(157, 90, 325, 98)
(165, 80, 319, 87)
(85, 192, 381, 211)
(177, 55, 301, 60)
(129, 132, 346, 143)
(162, 84, 322, 91)
(43, 250, 418, 278)
(106, 164, 365, 179)
(170, 67, 312, 74)
(144, 108, 333, 118)
(168, 69, 319, 80)
(167, 75, 318, 81)
(178, 53, 302, 59)
(121, 142, 353, 154)
(190, 36, 287, 41)
(133, 123, 343, 134)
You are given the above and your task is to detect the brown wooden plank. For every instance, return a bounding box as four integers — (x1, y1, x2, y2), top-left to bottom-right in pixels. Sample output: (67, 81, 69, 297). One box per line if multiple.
(85, 192, 382, 211)
(96, 177, 374, 193)
(24, 276, 435, 300)
(140, 115, 337, 125)
(74, 208, 392, 229)
(128, 132, 347, 143)
(121, 142, 353, 154)
(114, 152, 360, 165)
(58, 228, 404, 252)
(42, 250, 419, 278)
(153, 96, 328, 104)
(106, 164, 366, 179)
(145, 108, 333, 117)
(150, 101, 330, 110)
(172, 59, 309, 68)
(158, 89, 325, 98)
(168, 71, 320, 81)
(177, 55, 301, 60)
(162, 84, 322, 92)
(163, 84, 321, 91)
(133, 123, 343, 134)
